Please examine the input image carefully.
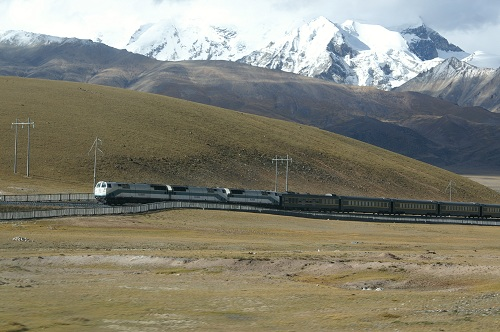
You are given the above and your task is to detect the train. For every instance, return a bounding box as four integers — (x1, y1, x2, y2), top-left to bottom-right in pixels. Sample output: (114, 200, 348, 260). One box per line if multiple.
(94, 181, 500, 219)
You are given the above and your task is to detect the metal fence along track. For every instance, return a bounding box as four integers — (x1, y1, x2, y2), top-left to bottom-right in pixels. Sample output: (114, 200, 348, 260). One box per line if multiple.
(0, 193, 94, 202)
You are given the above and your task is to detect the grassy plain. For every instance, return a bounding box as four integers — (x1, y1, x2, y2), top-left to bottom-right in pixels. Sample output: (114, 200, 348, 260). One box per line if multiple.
(1, 209, 499, 331)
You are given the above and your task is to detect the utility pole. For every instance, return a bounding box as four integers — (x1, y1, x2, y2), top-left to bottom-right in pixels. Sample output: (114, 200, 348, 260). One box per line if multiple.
(273, 155, 279, 191)
(446, 180, 456, 201)
(88, 137, 103, 189)
(12, 118, 18, 174)
(11, 118, 35, 176)
(272, 155, 293, 192)
(285, 154, 292, 192)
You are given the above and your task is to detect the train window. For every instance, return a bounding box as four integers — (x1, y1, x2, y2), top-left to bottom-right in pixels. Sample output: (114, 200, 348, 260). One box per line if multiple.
(107, 183, 111, 188)
(152, 185, 167, 191)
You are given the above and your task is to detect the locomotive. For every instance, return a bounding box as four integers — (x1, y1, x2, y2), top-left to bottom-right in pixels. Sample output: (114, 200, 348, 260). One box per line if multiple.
(94, 181, 500, 219)
(94, 181, 280, 206)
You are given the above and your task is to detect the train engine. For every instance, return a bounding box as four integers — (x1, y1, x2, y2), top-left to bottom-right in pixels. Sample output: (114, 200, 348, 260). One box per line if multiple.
(94, 181, 170, 204)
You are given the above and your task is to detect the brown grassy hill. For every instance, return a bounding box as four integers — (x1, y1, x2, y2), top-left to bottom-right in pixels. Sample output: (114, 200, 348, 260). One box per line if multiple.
(1, 76, 499, 203)
(3, 40, 500, 172)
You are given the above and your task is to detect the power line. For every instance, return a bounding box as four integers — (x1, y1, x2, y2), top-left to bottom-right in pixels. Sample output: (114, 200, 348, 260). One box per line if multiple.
(88, 137, 103, 189)
(11, 118, 35, 176)
(272, 154, 292, 192)
(445, 180, 456, 201)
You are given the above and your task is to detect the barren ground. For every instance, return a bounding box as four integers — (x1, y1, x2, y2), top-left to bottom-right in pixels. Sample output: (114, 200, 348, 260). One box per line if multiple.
(1, 209, 499, 331)
(464, 175, 500, 193)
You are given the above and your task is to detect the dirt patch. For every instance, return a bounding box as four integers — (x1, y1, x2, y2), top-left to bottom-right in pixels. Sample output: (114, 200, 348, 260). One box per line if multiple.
(464, 175, 500, 193)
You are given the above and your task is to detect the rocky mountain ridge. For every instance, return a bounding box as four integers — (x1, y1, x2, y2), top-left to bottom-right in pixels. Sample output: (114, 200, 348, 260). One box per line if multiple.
(396, 57, 500, 112)
(3, 16, 491, 91)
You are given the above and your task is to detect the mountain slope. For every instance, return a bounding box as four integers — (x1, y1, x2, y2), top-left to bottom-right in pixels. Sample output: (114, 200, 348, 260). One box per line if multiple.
(0, 33, 158, 86)
(1, 37, 500, 172)
(396, 58, 500, 112)
(1, 76, 499, 204)
(128, 60, 500, 171)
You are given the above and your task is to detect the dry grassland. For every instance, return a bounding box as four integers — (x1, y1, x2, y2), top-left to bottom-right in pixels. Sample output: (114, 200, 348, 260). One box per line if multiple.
(1, 209, 499, 331)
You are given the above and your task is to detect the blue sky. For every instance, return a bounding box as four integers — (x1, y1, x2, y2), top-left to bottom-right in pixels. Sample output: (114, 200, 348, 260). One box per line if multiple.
(1, 0, 499, 55)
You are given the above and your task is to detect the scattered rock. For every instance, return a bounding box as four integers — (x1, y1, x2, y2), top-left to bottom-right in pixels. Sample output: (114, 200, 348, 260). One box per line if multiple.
(379, 252, 401, 260)
(12, 236, 32, 242)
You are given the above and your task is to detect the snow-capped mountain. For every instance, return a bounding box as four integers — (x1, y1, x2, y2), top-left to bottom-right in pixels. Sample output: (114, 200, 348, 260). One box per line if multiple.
(126, 21, 249, 61)
(0, 30, 88, 46)
(398, 23, 500, 69)
(1, 16, 495, 90)
(396, 57, 499, 112)
(124, 16, 467, 90)
(239, 17, 358, 85)
(239, 17, 448, 89)
(398, 23, 465, 61)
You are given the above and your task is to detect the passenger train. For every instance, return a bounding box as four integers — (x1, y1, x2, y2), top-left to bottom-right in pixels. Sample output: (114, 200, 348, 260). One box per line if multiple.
(94, 181, 500, 219)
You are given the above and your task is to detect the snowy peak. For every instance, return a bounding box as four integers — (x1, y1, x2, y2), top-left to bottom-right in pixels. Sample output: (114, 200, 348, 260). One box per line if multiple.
(0, 30, 64, 46)
(423, 57, 494, 80)
(0, 30, 90, 47)
(396, 56, 499, 112)
(238, 16, 358, 84)
(239, 17, 439, 89)
(398, 24, 467, 60)
(341, 20, 409, 53)
(125, 21, 247, 61)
